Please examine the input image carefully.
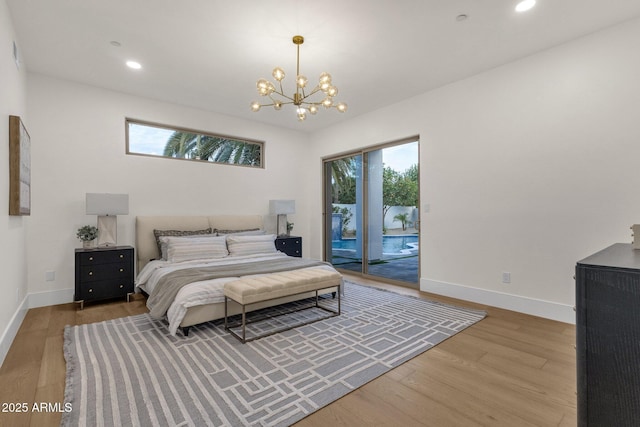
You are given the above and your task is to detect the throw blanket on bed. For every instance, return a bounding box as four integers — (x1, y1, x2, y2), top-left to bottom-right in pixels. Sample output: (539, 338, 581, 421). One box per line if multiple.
(147, 257, 331, 318)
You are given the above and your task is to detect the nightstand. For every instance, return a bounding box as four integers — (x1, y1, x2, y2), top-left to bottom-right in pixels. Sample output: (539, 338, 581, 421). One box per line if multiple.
(74, 245, 134, 309)
(275, 236, 302, 257)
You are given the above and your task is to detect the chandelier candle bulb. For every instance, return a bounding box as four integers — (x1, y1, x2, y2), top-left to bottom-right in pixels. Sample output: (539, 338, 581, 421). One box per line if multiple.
(296, 75, 308, 88)
(273, 68, 285, 81)
(251, 35, 347, 120)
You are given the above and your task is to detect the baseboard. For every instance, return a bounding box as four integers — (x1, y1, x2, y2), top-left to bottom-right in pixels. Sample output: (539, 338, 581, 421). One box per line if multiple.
(0, 295, 29, 368)
(28, 288, 74, 309)
(421, 278, 575, 324)
(0, 288, 74, 367)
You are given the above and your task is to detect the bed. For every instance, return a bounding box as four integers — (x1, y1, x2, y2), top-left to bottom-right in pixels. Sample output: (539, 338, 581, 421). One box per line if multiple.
(135, 215, 341, 335)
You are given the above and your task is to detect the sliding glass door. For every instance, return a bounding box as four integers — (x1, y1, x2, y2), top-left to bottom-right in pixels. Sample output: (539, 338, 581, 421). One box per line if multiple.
(324, 139, 419, 285)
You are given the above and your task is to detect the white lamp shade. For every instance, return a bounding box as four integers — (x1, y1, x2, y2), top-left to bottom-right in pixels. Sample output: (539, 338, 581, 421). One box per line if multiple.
(269, 200, 295, 215)
(86, 193, 129, 215)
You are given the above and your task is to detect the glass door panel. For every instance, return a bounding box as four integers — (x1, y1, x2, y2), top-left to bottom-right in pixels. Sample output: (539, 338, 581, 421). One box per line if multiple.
(324, 154, 363, 273)
(365, 143, 419, 283)
(324, 139, 419, 285)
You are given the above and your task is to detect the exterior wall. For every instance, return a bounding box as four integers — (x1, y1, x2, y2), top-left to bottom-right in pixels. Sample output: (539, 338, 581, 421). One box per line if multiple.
(333, 204, 417, 234)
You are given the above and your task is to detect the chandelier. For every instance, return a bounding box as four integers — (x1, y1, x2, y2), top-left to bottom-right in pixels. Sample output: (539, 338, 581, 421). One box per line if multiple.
(250, 35, 347, 121)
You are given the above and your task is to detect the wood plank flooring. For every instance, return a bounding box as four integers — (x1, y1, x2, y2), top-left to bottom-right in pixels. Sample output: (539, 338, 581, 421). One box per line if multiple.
(0, 274, 576, 427)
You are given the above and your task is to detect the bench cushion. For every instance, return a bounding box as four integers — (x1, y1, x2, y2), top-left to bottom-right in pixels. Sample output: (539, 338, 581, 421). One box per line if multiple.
(224, 268, 341, 306)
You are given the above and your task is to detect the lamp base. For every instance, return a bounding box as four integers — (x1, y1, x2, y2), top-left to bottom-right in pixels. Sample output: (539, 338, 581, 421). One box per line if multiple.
(276, 214, 288, 237)
(97, 215, 117, 247)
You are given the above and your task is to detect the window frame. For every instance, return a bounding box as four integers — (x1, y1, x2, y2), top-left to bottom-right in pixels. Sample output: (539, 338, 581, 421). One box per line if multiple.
(125, 118, 265, 169)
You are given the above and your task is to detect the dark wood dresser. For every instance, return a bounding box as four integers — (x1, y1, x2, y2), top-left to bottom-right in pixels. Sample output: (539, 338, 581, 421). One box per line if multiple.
(576, 243, 640, 426)
(275, 236, 302, 257)
(75, 245, 134, 309)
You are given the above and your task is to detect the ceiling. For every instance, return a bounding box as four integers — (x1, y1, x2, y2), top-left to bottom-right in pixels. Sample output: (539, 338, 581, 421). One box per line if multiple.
(7, 0, 640, 133)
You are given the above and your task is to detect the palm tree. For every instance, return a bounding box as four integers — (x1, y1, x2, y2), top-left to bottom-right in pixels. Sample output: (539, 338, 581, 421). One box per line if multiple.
(163, 132, 199, 158)
(163, 131, 261, 166)
(393, 213, 410, 230)
(330, 157, 357, 203)
(210, 140, 261, 166)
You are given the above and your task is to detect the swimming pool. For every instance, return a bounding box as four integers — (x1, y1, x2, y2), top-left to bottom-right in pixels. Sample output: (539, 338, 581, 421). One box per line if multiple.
(332, 235, 418, 254)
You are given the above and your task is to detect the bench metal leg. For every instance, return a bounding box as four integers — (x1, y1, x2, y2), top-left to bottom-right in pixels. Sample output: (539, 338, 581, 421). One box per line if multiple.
(224, 296, 228, 330)
(225, 297, 248, 343)
(241, 305, 247, 343)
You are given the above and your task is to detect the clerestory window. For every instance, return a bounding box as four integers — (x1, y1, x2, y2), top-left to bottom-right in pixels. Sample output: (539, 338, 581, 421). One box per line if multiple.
(126, 118, 264, 168)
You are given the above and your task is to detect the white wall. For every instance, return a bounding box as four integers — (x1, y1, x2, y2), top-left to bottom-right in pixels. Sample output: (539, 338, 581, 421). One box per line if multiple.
(308, 18, 640, 323)
(0, 0, 28, 363)
(25, 74, 311, 301)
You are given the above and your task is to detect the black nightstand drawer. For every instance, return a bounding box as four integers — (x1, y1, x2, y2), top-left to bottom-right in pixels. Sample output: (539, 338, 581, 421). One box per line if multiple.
(275, 236, 302, 257)
(79, 279, 134, 301)
(78, 249, 131, 266)
(75, 246, 134, 308)
(79, 263, 132, 282)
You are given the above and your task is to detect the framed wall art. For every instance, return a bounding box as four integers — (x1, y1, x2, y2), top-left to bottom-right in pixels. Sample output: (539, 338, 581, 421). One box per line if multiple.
(9, 115, 31, 215)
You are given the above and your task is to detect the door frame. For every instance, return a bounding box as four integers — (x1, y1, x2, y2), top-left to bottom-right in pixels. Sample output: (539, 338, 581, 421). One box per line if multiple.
(322, 136, 420, 287)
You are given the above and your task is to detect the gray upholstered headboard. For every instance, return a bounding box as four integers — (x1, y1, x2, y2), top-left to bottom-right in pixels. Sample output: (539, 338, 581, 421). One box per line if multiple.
(135, 215, 264, 273)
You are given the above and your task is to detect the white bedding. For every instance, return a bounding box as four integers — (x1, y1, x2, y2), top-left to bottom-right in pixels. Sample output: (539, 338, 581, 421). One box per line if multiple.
(135, 252, 340, 335)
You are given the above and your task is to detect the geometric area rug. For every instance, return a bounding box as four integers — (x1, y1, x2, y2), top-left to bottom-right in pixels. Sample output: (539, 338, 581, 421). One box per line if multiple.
(61, 283, 486, 427)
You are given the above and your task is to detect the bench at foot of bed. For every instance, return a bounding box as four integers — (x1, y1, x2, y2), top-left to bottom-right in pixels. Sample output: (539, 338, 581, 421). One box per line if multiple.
(180, 291, 338, 338)
(223, 269, 342, 343)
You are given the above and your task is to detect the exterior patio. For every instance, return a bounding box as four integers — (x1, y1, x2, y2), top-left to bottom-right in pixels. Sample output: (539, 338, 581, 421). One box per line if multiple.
(331, 227, 419, 284)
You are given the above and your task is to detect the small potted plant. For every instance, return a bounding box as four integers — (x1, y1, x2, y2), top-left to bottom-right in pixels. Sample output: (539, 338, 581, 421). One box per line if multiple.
(77, 225, 98, 249)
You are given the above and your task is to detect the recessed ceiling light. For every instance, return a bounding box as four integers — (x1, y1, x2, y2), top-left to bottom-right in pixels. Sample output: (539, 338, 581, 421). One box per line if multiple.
(126, 60, 142, 70)
(515, 0, 536, 12)
(456, 14, 468, 22)
(110, 41, 121, 47)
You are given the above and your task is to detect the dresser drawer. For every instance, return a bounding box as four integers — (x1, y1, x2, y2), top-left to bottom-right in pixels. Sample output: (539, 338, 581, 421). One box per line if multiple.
(79, 279, 134, 301)
(79, 263, 132, 282)
(78, 249, 131, 266)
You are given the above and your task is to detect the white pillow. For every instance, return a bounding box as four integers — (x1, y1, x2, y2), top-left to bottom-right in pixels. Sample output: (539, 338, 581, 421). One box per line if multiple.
(158, 233, 211, 260)
(162, 235, 229, 263)
(226, 234, 277, 257)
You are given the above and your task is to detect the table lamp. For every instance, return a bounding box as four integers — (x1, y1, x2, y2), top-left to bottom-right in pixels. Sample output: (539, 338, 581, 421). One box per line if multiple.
(269, 200, 295, 237)
(86, 193, 129, 247)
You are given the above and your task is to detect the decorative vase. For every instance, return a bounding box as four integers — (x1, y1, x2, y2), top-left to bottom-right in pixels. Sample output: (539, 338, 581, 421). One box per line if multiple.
(83, 240, 96, 249)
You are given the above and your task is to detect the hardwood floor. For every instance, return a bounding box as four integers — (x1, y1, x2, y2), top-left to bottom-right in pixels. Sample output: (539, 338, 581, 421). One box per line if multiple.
(0, 274, 576, 427)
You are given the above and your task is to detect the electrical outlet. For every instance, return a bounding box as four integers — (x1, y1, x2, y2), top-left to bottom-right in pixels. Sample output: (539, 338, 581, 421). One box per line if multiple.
(45, 270, 55, 282)
(502, 272, 511, 284)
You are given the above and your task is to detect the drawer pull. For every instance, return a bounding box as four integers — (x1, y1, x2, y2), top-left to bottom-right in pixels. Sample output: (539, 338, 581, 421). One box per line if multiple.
(89, 257, 93, 261)
(119, 284, 124, 289)
(120, 254, 124, 259)
(119, 268, 124, 272)
(88, 271, 93, 276)
(88, 288, 93, 293)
